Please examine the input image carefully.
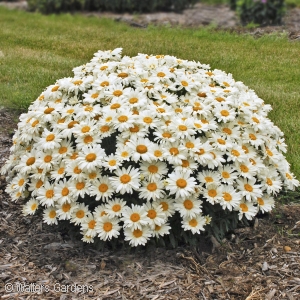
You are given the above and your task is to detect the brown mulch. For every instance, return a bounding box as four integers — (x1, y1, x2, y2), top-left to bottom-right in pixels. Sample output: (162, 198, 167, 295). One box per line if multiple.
(0, 108, 300, 300)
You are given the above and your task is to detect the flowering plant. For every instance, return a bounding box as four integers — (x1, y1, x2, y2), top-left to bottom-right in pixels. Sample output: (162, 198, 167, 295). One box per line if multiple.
(2, 48, 298, 247)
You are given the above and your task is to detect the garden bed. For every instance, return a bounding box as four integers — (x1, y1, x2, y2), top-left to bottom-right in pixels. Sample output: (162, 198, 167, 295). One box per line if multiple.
(0, 107, 300, 300)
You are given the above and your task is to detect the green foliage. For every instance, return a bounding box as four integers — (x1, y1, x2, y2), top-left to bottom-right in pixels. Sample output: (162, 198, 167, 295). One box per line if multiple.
(237, 0, 286, 26)
(27, 0, 198, 14)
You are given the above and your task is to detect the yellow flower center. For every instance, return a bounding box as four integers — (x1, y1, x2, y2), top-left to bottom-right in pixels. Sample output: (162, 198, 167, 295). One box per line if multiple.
(286, 173, 292, 180)
(86, 153, 96, 162)
(88, 220, 96, 229)
(132, 142, 147, 153)
(103, 222, 113, 232)
(129, 97, 138, 104)
(67, 109, 74, 114)
(257, 197, 264, 205)
(179, 125, 188, 131)
(118, 72, 128, 78)
(76, 182, 85, 190)
(216, 97, 225, 102)
(73, 80, 83, 85)
(181, 80, 188, 87)
(99, 183, 108, 193)
(249, 133, 257, 140)
(148, 165, 158, 173)
(231, 150, 240, 157)
(184, 199, 193, 210)
(49, 210, 56, 218)
(18, 179, 24, 186)
(61, 187, 69, 196)
(147, 183, 157, 191)
(62, 203, 71, 212)
(36, 180, 43, 188)
(31, 203, 37, 211)
(81, 126, 90, 133)
(170, 147, 179, 156)
(68, 121, 78, 129)
(44, 155, 52, 163)
(110, 103, 121, 109)
(46, 190, 54, 198)
(133, 229, 143, 238)
(76, 210, 85, 218)
(26, 157, 35, 166)
(51, 86, 59, 92)
(221, 110, 229, 117)
(222, 171, 230, 179)
(59, 146, 67, 154)
(154, 150, 162, 157)
(181, 160, 190, 168)
(223, 192, 232, 201)
(197, 92, 207, 98)
(89, 172, 97, 179)
(84, 135, 93, 144)
(57, 167, 65, 175)
(223, 128, 232, 135)
(118, 115, 128, 122)
(189, 219, 198, 227)
(109, 160, 116, 166)
(147, 209, 157, 219)
(100, 65, 108, 70)
(130, 213, 140, 222)
(162, 132, 172, 138)
(205, 177, 213, 183)
(176, 179, 187, 188)
(240, 203, 248, 212)
(157, 72, 166, 77)
(130, 125, 139, 133)
(252, 117, 260, 124)
(44, 107, 55, 114)
(120, 174, 131, 184)
(74, 166, 82, 174)
(46, 134, 55, 142)
(112, 204, 121, 212)
(91, 93, 99, 98)
(244, 184, 253, 192)
(266, 178, 273, 186)
(208, 189, 217, 197)
(217, 138, 226, 145)
(113, 90, 123, 97)
(266, 149, 273, 157)
(240, 165, 249, 173)
(143, 117, 153, 124)
(100, 81, 109, 87)
(31, 120, 39, 127)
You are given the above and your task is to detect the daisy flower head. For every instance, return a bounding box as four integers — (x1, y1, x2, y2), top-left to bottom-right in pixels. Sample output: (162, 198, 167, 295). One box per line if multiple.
(104, 198, 127, 217)
(236, 200, 258, 220)
(81, 213, 97, 237)
(43, 206, 58, 225)
(126, 137, 155, 163)
(121, 204, 148, 230)
(152, 223, 171, 238)
(182, 215, 206, 234)
(90, 176, 114, 201)
(70, 203, 90, 225)
(256, 194, 275, 213)
(166, 171, 197, 198)
(154, 197, 176, 218)
(22, 198, 39, 216)
(110, 166, 140, 194)
(143, 202, 167, 229)
(218, 185, 241, 211)
(77, 144, 105, 172)
(124, 226, 152, 247)
(95, 215, 121, 241)
(56, 201, 78, 220)
(174, 196, 203, 219)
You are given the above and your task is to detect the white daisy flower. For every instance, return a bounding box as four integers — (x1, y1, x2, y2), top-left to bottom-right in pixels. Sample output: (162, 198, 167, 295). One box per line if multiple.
(22, 198, 39, 216)
(104, 198, 127, 218)
(124, 226, 152, 247)
(143, 202, 166, 229)
(68, 179, 90, 198)
(139, 161, 168, 181)
(236, 178, 262, 201)
(36, 181, 56, 207)
(166, 171, 197, 198)
(256, 195, 275, 213)
(237, 200, 258, 220)
(95, 216, 121, 241)
(121, 204, 148, 230)
(126, 137, 155, 163)
(154, 198, 176, 218)
(43, 206, 58, 225)
(38, 128, 62, 150)
(77, 145, 105, 171)
(218, 165, 238, 185)
(138, 180, 166, 201)
(152, 223, 171, 238)
(54, 178, 75, 204)
(81, 214, 97, 237)
(219, 185, 241, 211)
(203, 184, 222, 204)
(70, 203, 90, 225)
(110, 166, 140, 194)
(90, 176, 114, 201)
(197, 170, 220, 187)
(56, 201, 78, 220)
(174, 196, 203, 219)
(102, 154, 122, 171)
(181, 215, 206, 234)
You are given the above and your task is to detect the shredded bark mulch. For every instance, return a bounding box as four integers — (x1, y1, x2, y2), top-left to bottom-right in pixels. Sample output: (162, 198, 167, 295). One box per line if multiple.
(0, 109, 300, 300)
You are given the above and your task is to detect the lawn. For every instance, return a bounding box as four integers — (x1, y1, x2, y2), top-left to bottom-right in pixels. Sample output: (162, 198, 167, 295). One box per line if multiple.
(0, 6, 299, 178)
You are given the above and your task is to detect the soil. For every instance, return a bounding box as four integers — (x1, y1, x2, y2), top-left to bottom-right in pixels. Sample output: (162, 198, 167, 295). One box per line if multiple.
(1, 2, 300, 39)
(0, 107, 300, 300)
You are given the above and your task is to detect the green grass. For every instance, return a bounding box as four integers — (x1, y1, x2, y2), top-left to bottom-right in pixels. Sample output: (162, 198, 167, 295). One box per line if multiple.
(0, 7, 299, 179)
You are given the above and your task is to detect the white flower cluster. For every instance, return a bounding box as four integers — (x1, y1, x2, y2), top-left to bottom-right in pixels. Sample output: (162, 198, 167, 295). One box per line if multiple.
(2, 48, 298, 246)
